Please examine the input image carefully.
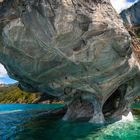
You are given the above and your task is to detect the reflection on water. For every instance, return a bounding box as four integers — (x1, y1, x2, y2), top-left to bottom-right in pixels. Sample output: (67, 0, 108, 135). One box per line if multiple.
(0, 104, 140, 140)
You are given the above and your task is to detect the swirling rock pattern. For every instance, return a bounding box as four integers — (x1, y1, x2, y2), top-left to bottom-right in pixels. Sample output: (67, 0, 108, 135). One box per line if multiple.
(0, 0, 140, 123)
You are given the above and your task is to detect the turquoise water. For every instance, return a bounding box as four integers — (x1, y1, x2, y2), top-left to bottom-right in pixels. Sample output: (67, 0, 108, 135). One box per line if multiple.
(0, 104, 140, 140)
(131, 103, 140, 108)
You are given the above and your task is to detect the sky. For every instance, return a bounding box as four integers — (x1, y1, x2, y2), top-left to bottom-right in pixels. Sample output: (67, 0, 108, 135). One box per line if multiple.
(110, 0, 138, 13)
(0, 0, 138, 84)
(0, 64, 17, 84)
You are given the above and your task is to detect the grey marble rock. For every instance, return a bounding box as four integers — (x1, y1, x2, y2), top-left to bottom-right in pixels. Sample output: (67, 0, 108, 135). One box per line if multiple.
(0, 0, 140, 123)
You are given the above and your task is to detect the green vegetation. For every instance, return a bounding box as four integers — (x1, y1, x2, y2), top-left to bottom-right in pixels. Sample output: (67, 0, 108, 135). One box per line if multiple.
(135, 26, 140, 38)
(0, 84, 41, 103)
(0, 84, 64, 104)
(136, 31, 140, 38)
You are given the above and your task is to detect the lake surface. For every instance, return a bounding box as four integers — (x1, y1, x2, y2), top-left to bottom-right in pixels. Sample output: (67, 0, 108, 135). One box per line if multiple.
(0, 104, 140, 140)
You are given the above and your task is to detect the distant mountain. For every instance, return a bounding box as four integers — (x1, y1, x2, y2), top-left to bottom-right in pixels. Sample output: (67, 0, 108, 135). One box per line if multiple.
(120, 1, 140, 27)
(120, 1, 140, 65)
(120, 1, 140, 38)
(120, 4, 140, 109)
(0, 84, 63, 104)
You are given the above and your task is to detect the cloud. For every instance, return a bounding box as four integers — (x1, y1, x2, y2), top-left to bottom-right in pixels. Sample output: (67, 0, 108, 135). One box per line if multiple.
(0, 64, 17, 84)
(0, 64, 7, 78)
(0, 80, 5, 84)
(110, 0, 138, 13)
(0, 64, 7, 84)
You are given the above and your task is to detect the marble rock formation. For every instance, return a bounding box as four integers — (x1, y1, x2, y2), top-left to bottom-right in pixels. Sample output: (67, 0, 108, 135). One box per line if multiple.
(0, 0, 140, 123)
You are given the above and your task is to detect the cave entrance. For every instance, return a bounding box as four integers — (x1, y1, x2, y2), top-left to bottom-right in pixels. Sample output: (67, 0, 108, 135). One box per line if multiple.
(102, 89, 122, 118)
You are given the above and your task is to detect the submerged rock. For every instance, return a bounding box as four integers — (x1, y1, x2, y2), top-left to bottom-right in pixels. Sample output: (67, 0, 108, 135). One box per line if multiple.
(0, 0, 140, 123)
